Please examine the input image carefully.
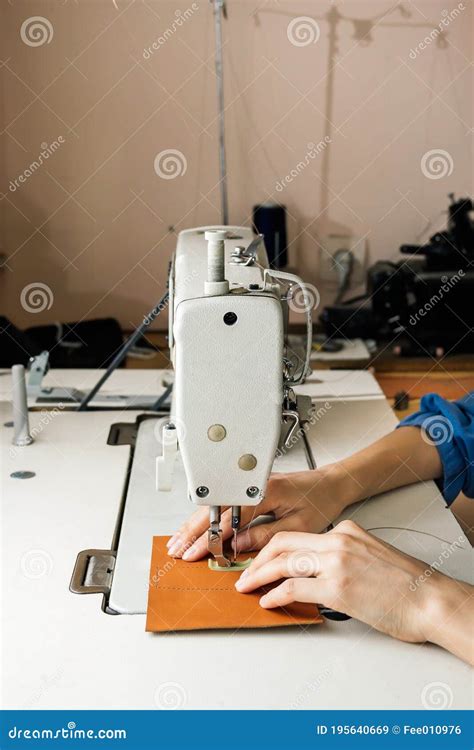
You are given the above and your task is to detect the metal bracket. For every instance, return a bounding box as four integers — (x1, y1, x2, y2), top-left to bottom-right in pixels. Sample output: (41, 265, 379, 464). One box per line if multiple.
(280, 392, 314, 449)
(230, 234, 263, 266)
(28, 350, 49, 388)
(70, 549, 116, 595)
(107, 422, 138, 447)
(27, 351, 85, 403)
(27, 352, 172, 409)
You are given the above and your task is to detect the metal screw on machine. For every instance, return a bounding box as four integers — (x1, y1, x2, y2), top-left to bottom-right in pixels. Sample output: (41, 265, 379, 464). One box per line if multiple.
(196, 486, 209, 498)
(246, 486, 259, 498)
(207, 424, 226, 442)
(223, 312, 237, 326)
(11, 364, 34, 447)
(230, 246, 247, 264)
(10, 470, 36, 479)
(239, 454, 257, 471)
(230, 235, 263, 267)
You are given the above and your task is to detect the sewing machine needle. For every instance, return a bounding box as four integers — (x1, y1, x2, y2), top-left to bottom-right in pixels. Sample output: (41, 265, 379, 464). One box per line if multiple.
(231, 506, 241, 563)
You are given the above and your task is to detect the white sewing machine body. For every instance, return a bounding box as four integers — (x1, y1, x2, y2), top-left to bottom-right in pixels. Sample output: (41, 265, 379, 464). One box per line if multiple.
(157, 226, 312, 565)
(169, 227, 284, 509)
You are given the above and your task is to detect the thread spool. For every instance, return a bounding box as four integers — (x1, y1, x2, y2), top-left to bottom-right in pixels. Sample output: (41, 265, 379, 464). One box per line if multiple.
(204, 229, 229, 296)
(253, 203, 288, 269)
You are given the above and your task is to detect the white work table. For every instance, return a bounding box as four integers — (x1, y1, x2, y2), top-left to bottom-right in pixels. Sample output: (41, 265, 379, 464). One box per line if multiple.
(0, 367, 383, 407)
(1, 369, 472, 710)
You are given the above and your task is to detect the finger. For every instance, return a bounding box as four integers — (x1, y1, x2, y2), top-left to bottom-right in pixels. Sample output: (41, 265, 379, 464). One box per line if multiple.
(177, 505, 266, 560)
(246, 530, 341, 576)
(168, 493, 277, 553)
(328, 519, 365, 539)
(235, 550, 320, 593)
(170, 506, 232, 559)
(179, 530, 209, 560)
(259, 578, 328, 609)
(233, 515, 306, 554)
(167, 506, 219, 552)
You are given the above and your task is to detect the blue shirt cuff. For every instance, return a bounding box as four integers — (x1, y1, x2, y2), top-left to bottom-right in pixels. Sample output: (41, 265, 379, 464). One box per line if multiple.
(397, 392, 474, 505)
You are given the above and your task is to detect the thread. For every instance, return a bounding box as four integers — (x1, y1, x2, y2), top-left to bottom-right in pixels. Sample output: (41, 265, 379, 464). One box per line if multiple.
(207, 238, 225, 282)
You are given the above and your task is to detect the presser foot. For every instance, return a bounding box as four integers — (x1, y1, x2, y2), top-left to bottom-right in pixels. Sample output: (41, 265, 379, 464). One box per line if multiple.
(208, 557, 252, 572)
(208, 526, 232, 568)
(207, 528, 251, 572)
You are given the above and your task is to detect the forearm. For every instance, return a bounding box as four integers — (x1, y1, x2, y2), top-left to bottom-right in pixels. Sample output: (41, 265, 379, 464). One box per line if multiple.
(322, 426, 443, 511)
(424, 575, 474, 665)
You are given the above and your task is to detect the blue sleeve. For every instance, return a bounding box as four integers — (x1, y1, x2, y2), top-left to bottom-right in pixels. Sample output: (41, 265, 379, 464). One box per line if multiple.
(397, 392, 474, 505)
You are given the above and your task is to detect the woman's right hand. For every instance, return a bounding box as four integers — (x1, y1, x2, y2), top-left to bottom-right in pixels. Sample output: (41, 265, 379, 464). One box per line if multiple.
(167, 465, 352, 561)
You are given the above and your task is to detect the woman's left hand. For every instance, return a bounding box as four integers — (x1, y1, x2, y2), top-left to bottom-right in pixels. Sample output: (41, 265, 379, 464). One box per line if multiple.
(235, 520, 460, 646)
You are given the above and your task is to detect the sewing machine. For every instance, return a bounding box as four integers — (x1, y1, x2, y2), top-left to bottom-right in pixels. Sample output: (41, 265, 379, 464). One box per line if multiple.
(156, 226, 313, 568)
(63, 225, 315, 612)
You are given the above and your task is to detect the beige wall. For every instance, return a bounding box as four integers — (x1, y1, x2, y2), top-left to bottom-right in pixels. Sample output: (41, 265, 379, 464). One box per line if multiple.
(1, 0, 472, 330)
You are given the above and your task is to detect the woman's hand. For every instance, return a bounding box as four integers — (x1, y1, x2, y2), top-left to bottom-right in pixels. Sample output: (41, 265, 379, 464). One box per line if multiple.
(167, 466, 352, 561)
(234, 520, 473, 662)
(167, 426, 446, 562)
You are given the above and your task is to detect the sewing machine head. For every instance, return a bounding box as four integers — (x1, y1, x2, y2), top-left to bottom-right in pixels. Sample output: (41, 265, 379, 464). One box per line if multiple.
(157, 226, 312, 568)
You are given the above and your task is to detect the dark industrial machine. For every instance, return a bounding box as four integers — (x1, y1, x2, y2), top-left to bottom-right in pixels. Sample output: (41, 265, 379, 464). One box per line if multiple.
(322, 195, 474, 355)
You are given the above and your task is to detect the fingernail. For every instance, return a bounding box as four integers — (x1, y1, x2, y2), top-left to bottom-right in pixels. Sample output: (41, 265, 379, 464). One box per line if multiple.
(166, 535, 178, 548)
(235, 570, 248, 590)
(168, 543, 182, 557)
(259, 595, 269, 608)
(182, 546, 195, 560)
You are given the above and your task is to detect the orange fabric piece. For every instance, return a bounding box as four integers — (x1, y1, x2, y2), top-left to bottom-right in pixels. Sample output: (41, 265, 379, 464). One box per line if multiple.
(146, 536, 323, 632)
